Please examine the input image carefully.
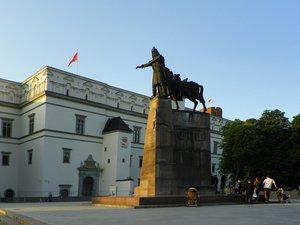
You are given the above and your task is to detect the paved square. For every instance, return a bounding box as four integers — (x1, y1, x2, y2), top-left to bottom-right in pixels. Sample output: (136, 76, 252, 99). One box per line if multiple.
(1, 200, 300, 225)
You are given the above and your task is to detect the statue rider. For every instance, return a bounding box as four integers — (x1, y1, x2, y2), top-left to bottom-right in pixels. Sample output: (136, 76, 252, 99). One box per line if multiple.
(136, 47, 170, 98)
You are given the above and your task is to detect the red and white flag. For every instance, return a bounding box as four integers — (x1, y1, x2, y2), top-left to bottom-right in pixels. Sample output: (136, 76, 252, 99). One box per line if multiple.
(68, 52, 78, 67)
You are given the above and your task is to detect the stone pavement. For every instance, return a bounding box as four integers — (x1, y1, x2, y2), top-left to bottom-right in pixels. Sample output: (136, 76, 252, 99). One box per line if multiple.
(1, 200, 300, 225)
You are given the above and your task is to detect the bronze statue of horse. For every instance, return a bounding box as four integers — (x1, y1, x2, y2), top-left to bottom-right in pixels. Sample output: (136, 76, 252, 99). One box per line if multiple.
(180, 79, 207, 112)
(166, 72, 207, 112)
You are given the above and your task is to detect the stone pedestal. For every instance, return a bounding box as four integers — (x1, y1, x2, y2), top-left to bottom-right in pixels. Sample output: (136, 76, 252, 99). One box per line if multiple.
(172, 110, 213, 195)
(135, 97, 177, 197)
(135, 97, 213, 198)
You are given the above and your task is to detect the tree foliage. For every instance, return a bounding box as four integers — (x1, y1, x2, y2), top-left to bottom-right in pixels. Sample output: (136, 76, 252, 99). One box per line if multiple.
(219, 110, 300, 188)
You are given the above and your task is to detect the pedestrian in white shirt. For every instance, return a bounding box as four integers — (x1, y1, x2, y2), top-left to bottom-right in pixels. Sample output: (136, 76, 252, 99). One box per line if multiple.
(262, 175, 278, 202)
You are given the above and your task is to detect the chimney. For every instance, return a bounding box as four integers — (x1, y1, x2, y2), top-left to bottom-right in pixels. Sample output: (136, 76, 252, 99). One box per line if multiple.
(200, 107, 223, 118)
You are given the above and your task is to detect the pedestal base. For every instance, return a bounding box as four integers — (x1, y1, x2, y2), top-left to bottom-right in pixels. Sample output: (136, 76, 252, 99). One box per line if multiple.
(92, 195, 245, 208)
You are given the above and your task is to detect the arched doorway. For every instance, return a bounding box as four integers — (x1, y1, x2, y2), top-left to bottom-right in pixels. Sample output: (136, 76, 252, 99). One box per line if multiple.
(5, 189, 14, 198)
(60, 189, 69, 197)
(82, 176, 94, 196)
(78, 155, 100, 197)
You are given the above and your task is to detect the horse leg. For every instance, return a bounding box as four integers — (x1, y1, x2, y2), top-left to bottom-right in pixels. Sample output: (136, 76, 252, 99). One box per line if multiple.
(197, 85, 207, 112)
(170, 95, 180, 110)
(196, 97, 207, 112)
(202, 102, 207, 112)
(192, 99, 198, 112)
(176, 100, 180, 110)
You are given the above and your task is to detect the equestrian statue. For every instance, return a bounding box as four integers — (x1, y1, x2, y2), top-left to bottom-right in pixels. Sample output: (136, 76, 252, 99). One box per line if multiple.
(136, 47, 207, 112)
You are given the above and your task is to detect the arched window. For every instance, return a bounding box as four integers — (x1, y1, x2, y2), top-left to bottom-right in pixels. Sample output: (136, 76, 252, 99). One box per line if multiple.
(5, 189, 14, 198)
(60, 189, 69, 197)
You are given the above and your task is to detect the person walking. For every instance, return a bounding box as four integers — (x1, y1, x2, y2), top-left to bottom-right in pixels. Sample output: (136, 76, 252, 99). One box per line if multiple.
(234, 180, 241, 194)
(48, 192, 53, 202)
(253, 176, 260, 201)
(262, 175, 277, 202)
(220, 175, 227, 194)
(245, 178, 255, 204)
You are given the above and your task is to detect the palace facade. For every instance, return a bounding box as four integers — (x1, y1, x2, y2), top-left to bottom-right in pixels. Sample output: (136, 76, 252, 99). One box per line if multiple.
(0, 66, 228, 198)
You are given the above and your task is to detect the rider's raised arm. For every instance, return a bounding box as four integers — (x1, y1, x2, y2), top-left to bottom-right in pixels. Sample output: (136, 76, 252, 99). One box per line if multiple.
(144, 55, 162, 67)
(136, 55, 163, 69)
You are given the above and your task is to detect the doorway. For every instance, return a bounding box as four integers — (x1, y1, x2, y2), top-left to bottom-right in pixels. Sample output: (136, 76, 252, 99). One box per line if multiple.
(82, 176, 94, 196)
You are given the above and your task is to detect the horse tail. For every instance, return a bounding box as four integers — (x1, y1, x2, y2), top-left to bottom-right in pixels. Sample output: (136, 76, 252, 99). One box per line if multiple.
(196, 83, 205, 104)
(197, 83, 207, 112)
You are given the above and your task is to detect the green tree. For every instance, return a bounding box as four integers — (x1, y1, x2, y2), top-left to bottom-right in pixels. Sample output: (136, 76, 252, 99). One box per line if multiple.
(286, 114, 300, 187)
(219, 119, 260, 180)
(220, 109, 297, 187)
(291, 114, 300, 130)
(257, 109, 290, 131)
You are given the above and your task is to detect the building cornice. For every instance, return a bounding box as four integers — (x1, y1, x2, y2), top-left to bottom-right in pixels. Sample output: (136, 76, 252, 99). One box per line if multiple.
(45, 91, 148, 118)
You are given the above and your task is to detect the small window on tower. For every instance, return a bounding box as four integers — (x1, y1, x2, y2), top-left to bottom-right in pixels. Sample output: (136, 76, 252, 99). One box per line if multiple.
(62, 148, 72, 163)
(28, 150, 33, 164)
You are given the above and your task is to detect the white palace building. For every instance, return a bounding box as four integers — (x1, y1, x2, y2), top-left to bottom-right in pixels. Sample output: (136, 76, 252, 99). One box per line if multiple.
(0, 66, 228, 199)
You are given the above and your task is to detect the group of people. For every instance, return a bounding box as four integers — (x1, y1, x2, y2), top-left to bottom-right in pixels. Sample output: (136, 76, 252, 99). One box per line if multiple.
(244, 175, 289, 204)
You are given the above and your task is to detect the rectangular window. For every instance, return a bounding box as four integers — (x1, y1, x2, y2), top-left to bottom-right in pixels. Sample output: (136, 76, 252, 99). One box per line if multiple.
(133, 126, 141, 143)
(130, 155, 133, 168)
(28, 150, 33, 164)
(28, 114, 35, 134)
(75, 115, 86, 135)
(1, 152, 11, 166)
(2, 119, 12, 137)
(213, 141, 219, 154)
(63, 148, 71, 163)
(212, 163, 216, 173)
(139, 156, 143, 168)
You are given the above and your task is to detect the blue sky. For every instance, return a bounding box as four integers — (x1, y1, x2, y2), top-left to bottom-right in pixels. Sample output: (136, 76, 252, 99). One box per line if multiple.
(1, 0, 299, 121)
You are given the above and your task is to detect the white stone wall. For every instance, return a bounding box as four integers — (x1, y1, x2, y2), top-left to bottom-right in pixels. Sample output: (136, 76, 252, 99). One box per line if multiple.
(0, 66, 149, 198)
(100, 132, 119, 196)
(0, 142, 19, 197)
(210, 115, 230, 192)
(0, 66, 226, 198)
(42, 136, 101, 197)
(115, 132, 131, 181)
(129, 143, 144, 188)
(18, 138, 45, 197)
(0, 103, 18, 197)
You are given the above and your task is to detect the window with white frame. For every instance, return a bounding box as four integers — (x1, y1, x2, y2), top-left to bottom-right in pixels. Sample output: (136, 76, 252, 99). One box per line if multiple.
(28, 114, 35, 134)
(1, 152, 11, 166)
(133, 126, 141, 143)
(75, 115, 86, 135)
(2, 119, 12, 137)
(63, 148, 71, 163)
(139, 156, 143, 168)
(213, 141, 219, 154)
(212, 163, 216, 173)
(28, 150, 33, 164)
(130, 155, 133, 168)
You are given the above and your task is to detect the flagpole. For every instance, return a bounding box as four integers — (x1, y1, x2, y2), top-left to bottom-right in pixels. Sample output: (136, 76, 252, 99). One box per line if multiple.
(76, 59, 78, 75)
(76, 50, 79, 75)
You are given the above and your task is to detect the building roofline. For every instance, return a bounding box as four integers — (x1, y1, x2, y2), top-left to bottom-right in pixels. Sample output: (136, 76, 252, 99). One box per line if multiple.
(23, 66, 150, 99)
(0, 77, 21, 85)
